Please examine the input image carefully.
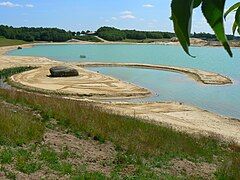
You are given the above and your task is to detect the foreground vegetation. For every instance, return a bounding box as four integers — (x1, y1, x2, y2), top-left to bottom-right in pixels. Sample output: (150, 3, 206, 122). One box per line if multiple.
(0, 67, 239, 179)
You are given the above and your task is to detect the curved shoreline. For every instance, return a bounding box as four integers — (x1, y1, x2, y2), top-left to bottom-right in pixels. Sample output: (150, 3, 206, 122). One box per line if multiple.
(77, 62, 232, 85)
(1, 44, 240, 145)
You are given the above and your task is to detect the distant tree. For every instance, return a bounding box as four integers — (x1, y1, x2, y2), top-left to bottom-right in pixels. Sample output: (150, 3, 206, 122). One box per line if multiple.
(0, 25, 73, 42)
(76, 31, 81, 36)
(96, 27, 175, 41)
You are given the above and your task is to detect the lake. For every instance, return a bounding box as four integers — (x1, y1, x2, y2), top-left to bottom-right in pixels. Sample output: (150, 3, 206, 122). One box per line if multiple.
(8, 44, 240, 119)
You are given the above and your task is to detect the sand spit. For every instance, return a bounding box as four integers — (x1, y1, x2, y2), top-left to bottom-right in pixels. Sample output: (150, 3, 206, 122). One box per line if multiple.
(10, 65, 151, 99)
(1, 44, 240, 145)
(78, 62, 232, 85)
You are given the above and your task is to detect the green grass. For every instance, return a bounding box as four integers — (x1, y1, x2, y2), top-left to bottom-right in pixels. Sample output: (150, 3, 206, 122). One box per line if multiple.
(0, 102, 45, 146)
(0, 37, 28, 47)
(0, 86, 240, 178)
(0, 66, 36, 79)
(0, 67, 239, 178)
(0, 149, 14, 164)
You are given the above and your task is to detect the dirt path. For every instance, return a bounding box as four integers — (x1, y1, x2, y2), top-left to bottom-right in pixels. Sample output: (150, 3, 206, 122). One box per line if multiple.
(94, 36, 109, 43)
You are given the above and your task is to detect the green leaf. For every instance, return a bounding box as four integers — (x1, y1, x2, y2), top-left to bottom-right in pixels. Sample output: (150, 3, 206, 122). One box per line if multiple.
(193, 0, 202, 8)
(171, 0, 195, 57)
(235, 7, 240, 27)
(232, 21, 238, 35)
(202, 0, 233, 57)
(224, 2, 240, 19)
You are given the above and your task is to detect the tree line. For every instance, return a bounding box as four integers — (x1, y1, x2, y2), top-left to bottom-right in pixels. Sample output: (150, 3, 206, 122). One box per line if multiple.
(96, 27, 176, 41)
(0, 25, 73, 42)
(0, 25, 238, 43)
(192, 32, 239, 41)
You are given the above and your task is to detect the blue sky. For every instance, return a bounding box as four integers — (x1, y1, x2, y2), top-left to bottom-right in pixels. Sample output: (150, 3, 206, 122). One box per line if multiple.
(0, 0, 238, 33)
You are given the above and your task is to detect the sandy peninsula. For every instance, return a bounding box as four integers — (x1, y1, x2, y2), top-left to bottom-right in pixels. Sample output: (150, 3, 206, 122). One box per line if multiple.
(1, 43, 240, 145)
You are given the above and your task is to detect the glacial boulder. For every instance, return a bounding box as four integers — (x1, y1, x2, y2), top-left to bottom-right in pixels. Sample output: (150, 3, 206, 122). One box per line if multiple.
(49, 66, 79, 77)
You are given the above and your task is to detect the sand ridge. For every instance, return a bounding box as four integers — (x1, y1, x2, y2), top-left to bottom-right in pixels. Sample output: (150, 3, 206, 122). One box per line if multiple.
(78, 62, 232, 85)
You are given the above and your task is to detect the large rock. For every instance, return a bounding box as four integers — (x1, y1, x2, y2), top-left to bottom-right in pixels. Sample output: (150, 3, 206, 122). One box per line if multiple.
(49, 66, 79, 77)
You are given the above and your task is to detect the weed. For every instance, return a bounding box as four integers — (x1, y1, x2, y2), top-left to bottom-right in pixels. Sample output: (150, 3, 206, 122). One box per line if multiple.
(0, 149, 14, 164)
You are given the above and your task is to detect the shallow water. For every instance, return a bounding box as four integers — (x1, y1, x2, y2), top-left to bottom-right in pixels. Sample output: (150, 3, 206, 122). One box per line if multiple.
(8, 44, 240, 119)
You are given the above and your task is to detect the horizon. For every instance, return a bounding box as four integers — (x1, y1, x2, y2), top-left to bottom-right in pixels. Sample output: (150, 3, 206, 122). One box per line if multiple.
(0, 0, 238, 34)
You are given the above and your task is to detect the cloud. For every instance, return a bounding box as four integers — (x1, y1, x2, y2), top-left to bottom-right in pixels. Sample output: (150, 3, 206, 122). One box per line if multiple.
(25, 4, 34, 8)
(0, 1, 34, 8)
(120, 14, 136, 19)
(111, 17, 117, 20)
(0, 1, 21, 7)
(143, 4, 154, 8)
(121, 11, 133, 15)
(120, 10, 136, 19)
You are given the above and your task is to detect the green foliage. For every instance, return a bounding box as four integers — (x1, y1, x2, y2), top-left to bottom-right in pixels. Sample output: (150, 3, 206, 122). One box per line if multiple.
(216, 154, 240, 179)
(0, 36, 27, 47)
(74, 35, 103, 42)
(171, 0, 238, 57)
(225, 2, 240, 35)
(0, 149, 14, 164)
(0, 66, 35, 79)
(96, 26, 175, 41)
(171, 0, 194, 56)
(0, 25, 73, 42)
(16, 160, 41, 174)
(40, 148, 59, 165)
(202, 0, 232, 57)
(97, 27, 126, 41)
(0, 102, 45, 146)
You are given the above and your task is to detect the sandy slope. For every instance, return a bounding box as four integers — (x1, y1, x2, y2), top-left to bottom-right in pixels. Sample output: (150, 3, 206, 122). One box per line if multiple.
(99, 102, 240, 144)
(1, 44, 240, 145)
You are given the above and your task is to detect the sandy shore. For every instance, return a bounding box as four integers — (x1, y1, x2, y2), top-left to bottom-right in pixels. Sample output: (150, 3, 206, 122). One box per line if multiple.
(1, 44, 240, 145)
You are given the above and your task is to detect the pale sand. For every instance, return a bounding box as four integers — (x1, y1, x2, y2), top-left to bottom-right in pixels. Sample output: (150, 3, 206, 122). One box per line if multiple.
(1, 44, 240, 145)
(10, 65, 151, 98)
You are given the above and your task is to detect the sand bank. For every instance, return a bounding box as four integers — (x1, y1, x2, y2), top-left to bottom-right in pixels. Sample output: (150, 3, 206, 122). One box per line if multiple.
(10, 65, 151, 99)
(78, 62, 232, 85)
(1, 44, 240, 145)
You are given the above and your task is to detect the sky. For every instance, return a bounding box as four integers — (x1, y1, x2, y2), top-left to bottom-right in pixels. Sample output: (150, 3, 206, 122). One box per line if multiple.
(0, 0, 238, 33)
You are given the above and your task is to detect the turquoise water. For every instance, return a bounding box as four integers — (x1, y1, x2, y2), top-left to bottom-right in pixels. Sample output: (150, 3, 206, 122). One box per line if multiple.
(8, 44, 240, 119)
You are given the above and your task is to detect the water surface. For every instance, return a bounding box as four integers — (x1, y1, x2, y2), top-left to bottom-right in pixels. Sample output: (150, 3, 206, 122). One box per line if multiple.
(9, 44, 240, 119)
